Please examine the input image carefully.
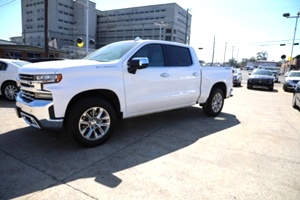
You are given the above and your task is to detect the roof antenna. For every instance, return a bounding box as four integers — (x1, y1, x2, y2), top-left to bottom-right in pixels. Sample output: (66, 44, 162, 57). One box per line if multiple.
(134, 37, 142, 42)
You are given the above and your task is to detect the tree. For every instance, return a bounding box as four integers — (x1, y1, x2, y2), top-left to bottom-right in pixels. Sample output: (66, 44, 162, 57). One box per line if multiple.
(256, 51, 268, 60)
(228, 58, 238, 67)
(249, 57, 256, 62)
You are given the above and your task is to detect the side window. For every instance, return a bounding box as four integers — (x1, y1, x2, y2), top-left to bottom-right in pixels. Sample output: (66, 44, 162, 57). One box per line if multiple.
(132, 44, 165, 67)
(166, 45, 193, 66)
(0, 62, 8, 71)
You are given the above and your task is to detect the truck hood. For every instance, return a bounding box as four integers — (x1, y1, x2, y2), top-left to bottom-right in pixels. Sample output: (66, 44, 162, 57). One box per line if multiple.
(18, 59, 103, 74)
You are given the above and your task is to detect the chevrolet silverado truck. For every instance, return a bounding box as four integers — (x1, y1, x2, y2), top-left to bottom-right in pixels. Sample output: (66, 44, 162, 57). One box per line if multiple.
(15, 39, 233, 147)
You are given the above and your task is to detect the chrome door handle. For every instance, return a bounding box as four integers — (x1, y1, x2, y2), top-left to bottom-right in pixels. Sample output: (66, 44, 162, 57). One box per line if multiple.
(160, 73, 170, 77)
(193, 72, 199, 76)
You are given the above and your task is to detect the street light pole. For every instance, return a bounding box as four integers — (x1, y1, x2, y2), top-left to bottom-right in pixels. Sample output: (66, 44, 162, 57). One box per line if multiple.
(154, 21, 168, 40)
(283, 11, 300, 71)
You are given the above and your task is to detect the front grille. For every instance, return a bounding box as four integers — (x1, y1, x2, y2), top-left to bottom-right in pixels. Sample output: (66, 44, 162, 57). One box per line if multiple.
(20, 82, 34, 88)
(18, 74, 52, 102)
(21, 90, 35, 101)
(253, 79, 268, 84)
(19, 74, 35, 81)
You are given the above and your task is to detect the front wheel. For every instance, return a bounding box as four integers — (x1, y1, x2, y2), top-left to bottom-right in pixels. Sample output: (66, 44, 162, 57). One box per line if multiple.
(202, 88, 224, 117)
(2, 81, 19, 101)
(66, 97, 116, 147)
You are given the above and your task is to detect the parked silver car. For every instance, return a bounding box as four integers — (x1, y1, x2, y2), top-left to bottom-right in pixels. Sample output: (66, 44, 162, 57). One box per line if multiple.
(232, 68, 242, 87)
(283, 70, 300, 92)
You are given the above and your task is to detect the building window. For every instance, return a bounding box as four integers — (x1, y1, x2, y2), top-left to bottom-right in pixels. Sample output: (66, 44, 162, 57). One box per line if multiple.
(5, 51, 22, 59)
(27, 52, 41, 59)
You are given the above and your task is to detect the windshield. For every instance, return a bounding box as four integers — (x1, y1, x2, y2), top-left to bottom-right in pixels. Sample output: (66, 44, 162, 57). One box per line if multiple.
(288, 71, 300, 77)
(252, 70, 273, 76)
(12, 61, 30, 67)
(83, 41, 138, 62)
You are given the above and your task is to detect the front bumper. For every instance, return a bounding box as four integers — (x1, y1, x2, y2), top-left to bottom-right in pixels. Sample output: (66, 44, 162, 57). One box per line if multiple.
(247, 79, 273, 88)
(284, 82, 298, 91)
(15, 93, 63, 129)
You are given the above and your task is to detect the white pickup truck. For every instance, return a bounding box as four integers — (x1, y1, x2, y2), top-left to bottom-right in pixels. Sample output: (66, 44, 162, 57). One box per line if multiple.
(15, 39, 233, 147)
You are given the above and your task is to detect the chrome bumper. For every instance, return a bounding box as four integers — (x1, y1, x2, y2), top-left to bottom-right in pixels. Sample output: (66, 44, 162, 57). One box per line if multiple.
(15, 93, 63, 129)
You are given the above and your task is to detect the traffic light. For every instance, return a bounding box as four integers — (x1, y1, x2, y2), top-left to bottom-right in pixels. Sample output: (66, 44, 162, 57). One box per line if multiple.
(77, 37, 84, 47)
(281, 55, 286, 60)
(89, 39, 95, 45)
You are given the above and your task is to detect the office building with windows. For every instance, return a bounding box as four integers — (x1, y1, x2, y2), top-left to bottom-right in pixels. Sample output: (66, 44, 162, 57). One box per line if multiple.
(97, 3, 191, 47)
(21, 0, 191, 56)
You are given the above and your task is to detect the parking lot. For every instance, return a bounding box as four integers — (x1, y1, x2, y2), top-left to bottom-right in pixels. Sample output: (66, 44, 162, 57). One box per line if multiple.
(1, 71, 300, 200)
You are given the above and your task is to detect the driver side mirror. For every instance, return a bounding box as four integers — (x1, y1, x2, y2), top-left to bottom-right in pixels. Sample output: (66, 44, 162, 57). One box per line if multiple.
(127, 57, 149, 74)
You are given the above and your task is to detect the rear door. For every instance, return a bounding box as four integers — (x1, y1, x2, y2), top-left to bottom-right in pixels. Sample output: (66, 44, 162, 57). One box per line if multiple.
(166, 45, 201, 107)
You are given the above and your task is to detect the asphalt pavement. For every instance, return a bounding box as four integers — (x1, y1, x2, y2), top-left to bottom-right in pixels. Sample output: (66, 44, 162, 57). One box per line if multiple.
(0, 71, 300, 200)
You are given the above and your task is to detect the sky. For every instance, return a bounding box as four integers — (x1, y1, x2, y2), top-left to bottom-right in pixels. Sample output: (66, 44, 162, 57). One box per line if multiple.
(0, 0, 300, 63)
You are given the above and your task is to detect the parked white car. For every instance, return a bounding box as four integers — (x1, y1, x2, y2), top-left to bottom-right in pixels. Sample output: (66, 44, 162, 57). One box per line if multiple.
(0, 59, 29, 101)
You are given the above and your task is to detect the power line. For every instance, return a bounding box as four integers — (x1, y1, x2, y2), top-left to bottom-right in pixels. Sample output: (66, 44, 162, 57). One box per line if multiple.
(0, 0, 17, 8)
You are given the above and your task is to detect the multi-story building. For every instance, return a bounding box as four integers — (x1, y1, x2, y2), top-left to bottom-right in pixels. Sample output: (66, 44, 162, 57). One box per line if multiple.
(22, 0, 97, 53)
(96, 3, 191, 47)
(21, 0, 191, 56)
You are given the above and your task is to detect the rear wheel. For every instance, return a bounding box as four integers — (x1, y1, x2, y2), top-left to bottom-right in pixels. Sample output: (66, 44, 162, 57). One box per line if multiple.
(2, 81, 19, 101)
(202, 88, 224, 117)
(66, 97, 116, 147)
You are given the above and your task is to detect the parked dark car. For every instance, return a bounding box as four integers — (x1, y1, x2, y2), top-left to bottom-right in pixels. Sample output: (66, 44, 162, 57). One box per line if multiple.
(247, 69, 274, 91)
(283, 70, 300, 92)
(292, 81, 300, 110)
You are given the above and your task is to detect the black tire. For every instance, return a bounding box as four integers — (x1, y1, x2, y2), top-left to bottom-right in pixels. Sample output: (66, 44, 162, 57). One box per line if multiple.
(66, 97, 116, 147)
(202, 88, 224, 117)
(247, 84, 251, 89)
(283, 85, 287, 92)
(2, 81, 19, 101)
(269, 84, 274, 91)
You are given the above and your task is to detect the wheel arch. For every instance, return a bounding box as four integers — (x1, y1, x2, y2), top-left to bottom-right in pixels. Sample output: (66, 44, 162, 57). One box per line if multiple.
(200, 82, 227, 106)
(0, 80, 17, 93)
(64, 89, 122, 126)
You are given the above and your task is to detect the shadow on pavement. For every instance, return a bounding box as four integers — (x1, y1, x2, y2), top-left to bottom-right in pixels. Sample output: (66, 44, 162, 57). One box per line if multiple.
(0, 106, 240, 199)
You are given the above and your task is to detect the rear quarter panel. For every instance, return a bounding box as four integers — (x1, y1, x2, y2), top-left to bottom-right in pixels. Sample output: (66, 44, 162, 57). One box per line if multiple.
(198, 66, 233, 103)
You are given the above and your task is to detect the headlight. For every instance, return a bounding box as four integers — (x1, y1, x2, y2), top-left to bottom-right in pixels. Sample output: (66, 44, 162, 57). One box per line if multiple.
(35, 74, 62, 83)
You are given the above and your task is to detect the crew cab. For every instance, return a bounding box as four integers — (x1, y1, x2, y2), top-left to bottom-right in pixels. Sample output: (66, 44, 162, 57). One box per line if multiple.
(15, 39, 233, 147)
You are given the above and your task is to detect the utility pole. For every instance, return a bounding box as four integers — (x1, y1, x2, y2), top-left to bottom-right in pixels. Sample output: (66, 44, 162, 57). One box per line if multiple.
(211, 35, 215, 65)
(184, 8, 191, 44)
(223, 42, 227, 66)
(231, 46, 234, 67)
(44, 0, 49, 57)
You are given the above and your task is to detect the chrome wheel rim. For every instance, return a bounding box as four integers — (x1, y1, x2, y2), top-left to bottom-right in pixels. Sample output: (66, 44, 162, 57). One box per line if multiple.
(211, 93, 223, 113)
(5, 85, 18, 100)
(78, 107, 111, 141)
